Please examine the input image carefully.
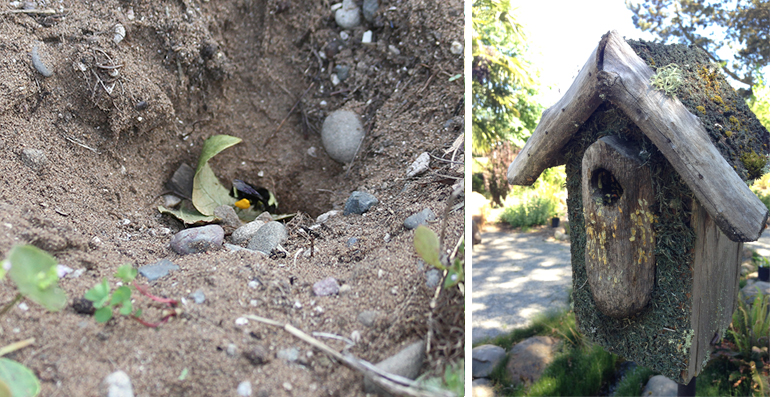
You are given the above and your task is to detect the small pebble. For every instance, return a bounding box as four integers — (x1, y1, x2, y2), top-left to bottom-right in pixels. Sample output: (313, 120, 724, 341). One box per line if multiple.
(334, 0, 360, 29)
(343, 191, 378, 215)
(406, 152, 430, 177)
(101, 370, 134, 397)
(362, 30, 373, 44)
(30, 45, 53, 77)
(426, 269, 442, 288)
(248, 280, 260, 289)
(169, 225, 224, 255)
(334, 64, 351, 82)
(237, 381, 252, 396)
(235, 317, 249, 326)
(56, 265, 73, 278)
(224, 243, 251, 253)
(450, 41, 463, 55)
(189, 289, 205, 304)
(321, 110, 364, 163)
(226, 343, 237, 357)
(351, 330, 361, 344)
(162, 194, 182, 208)
(307, 146, 318, 157)
(388, 45, 401, 55)
(357, 310, 380, 327)
(362, 0, 378, 22)
(313, 277, 340, 296)
(277, 347, 300, 362)
(404, 208, 436, 229)
(214, 205, 241, 231)
(244, 345, 270, 365)
(338, 284, 352, 295)
(18, 302, 29, 311)
(346, 237, 358, 247)
(246, 221, 287, 254)
(138, 259, 179, 282)
(230, 220, 265, 244)
(316, 210, 340, 223)
(283, 382, 293, 391)
(113, 24, 126, 44)
(20, 148, 48, 172)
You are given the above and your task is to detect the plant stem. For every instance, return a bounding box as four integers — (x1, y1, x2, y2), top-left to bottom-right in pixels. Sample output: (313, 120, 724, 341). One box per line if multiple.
(0, 293, 23, 318)
(133, 281, 178, 306)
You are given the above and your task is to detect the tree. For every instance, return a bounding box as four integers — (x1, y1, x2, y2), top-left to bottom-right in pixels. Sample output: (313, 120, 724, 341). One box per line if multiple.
(472, 0, 542, 155)
(627, 0, 769, 91)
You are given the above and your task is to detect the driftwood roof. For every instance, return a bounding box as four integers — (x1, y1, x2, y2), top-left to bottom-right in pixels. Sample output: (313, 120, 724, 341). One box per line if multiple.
(507, 30, 769, 243)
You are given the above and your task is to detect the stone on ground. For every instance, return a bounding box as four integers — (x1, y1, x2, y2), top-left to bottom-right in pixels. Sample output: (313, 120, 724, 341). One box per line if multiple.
(472, 344, 506, 378)
(363, 339, 425, 395)
(641, 375, 678, 397)
(505, 336, 561, 387)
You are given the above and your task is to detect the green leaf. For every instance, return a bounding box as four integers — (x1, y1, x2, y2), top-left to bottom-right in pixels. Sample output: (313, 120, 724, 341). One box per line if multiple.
(115, 265, 137, 284)
(134, 308, 142, 318)
(444, 270, 461, 289)
(414, 225, 443, 269)
(84, 279, 111, 308)
(0, 358, 40, 397)
(448, 74, 462, 82)
(192, 135, 242, 216)
(178, 368, 189, 381)
(118, 300, 133, 316)
(94, 306, 113, 323)
(0, 260, 7, 281)
(4, 245, 67, 312)
(158, 202, 218, 225)
(111, 286, 132, 307)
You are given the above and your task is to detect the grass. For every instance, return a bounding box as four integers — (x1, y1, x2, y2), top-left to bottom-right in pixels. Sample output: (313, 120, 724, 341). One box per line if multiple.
(612, 366, 656, 396)
(499, 196, 555, 230)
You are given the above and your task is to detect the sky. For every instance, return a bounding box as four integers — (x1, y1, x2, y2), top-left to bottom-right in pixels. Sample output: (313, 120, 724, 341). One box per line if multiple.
(511, 1, 658, 105)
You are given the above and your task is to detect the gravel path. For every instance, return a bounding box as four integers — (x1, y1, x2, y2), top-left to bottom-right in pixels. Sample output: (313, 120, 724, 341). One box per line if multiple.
(471, 227, 770, 344)
(471, 228, 572, 343)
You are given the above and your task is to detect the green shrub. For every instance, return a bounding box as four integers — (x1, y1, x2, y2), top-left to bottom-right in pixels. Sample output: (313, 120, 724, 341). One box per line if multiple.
(612, 365, 656, 397)
(499, 196, 556, 229)
(528, 344, 617, 396)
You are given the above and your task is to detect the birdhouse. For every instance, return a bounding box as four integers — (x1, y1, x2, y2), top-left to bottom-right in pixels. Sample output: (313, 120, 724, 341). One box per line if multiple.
(507, 30, 769, 383)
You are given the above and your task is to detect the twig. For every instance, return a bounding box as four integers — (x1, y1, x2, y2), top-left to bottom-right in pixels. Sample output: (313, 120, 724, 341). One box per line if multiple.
(61, 134, 99, 153)
(0, 338, 35, 357)
(0, 293, 23, 318)
(243, 315, 454, 397)
(0, 9, 57, 15)
(265, 82, 315, 145)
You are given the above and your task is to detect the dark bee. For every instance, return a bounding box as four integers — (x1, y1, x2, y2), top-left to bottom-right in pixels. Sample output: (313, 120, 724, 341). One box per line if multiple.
(230, 179, 278, 213)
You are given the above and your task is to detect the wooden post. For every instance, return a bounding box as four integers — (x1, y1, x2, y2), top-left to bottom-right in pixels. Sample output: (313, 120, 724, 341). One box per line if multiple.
(582, 136, 656, 318)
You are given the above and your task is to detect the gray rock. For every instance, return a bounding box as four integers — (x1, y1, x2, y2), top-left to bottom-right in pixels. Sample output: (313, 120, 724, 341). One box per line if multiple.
(138, 259, 179, 282)
(246, 221, 287, 254)
(357, 310, 381, 327)
(339, 284, 352, 295)
(214, 205, 242, 231)
(404, 208, 436, 229)
(224, 243, 252, 253)
(335, 64, 351, 82)
(101, 370, 134, 397)
(741, 280, 770, 305)
(189, 289, 205, 304)
(226, 343, 237, 357)
(170, 225, 224, 255)
(472, 378, 495, 397)
(334, 0, 361, 29)
(237, 381, 252, 396)
(363, 340, 425, 395)
(321, 109, 364, 163)
(344, 191, 378, 215)
(313, 277, 340, 296)
(316, 210, 340, 223)
(277, 347, 300, 362)
(231, 220, 266, 244)
(21, 148, 48, 172)
(244, 345, 270, 365)
(506, 336, 561, 387)
(406, 152, 430, 177)
(641, 374, 678, 397)
(426, 269, 442, 289)
(346, 237, 359, 247)
(472, 345, 506, 378)
(362, 0, 378, 23)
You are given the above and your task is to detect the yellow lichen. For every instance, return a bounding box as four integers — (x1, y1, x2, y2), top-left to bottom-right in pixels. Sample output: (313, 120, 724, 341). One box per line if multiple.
(712, 95, 724, 105)
(740, 150, 769, 180)
(725, 130, 733, 138)
(729, 116, 739, 124)
(696, 106, 706, 114)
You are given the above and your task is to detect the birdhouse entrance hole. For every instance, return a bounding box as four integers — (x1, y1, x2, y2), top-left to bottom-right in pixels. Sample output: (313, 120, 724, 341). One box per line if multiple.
(590, 168, 623, 206)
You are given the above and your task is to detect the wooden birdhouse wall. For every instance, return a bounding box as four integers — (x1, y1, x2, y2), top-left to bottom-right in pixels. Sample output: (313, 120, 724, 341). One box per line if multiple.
(562, 103, 736, 383)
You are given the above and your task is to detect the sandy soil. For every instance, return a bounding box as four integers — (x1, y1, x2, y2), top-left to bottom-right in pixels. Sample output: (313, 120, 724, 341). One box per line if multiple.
(0, 0, 464, 395)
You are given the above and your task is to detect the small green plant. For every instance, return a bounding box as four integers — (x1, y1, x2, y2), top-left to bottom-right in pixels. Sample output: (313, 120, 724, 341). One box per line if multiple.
(650, 63, 683, 97)
(499, 196, 556, 230)
(612, 365, 656, 397)
(0, 245, 68, 397)
(416, 360, 465, 396)
(414, 225, 464, 291)
(84, 265, 179, 327)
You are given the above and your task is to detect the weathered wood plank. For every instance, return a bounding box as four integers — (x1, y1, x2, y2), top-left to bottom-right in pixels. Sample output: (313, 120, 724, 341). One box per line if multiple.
(686, 200, 742, 383)
(582, 136, 656, 318)
(507, 45, 604, 186)
(596, 31, 768, 242)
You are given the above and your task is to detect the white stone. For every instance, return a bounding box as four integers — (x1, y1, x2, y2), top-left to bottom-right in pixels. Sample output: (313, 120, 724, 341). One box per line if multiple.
(406, 152, 430, 177)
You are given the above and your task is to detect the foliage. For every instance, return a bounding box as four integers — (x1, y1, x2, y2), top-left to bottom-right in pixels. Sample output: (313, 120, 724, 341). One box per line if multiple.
(626, 0, 769, 89)
(0, 245, 66, 313)
(747, 76, 770, 130)
(498, 165, 566, 229)
(710, 291, 770, 396)
(472, 0, 542, 154)
(499, 196, 555, 230)
(750, 173, 770, 210)
(612, 365, 656, 397)
(0, 358, 40, 397)
(84, 265, 179, 327)
(527, 344, 617, 397)
(416, 360, 465, 396)
(480, 141, 518, 207)
(413, 226, 464, 290)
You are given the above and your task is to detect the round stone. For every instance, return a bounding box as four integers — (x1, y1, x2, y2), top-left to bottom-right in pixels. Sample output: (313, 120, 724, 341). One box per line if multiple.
(321, 110, 364, 163)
